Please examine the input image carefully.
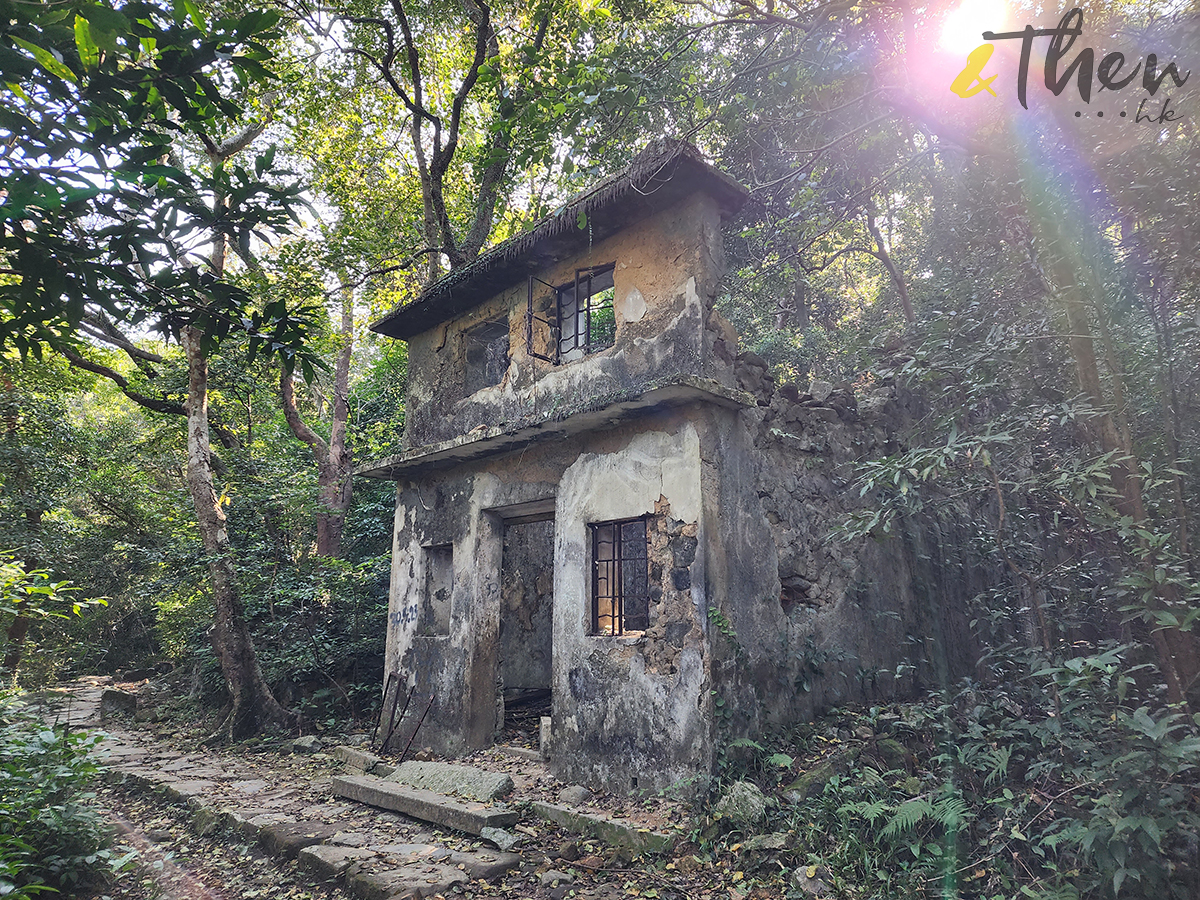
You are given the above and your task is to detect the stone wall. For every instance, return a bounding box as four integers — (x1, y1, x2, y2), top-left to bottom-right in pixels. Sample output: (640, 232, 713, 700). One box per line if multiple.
(705, 351, 991, 743)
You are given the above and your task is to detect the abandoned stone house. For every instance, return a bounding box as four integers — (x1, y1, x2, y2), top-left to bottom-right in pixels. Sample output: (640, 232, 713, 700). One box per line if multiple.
(359, 141, 984, 795)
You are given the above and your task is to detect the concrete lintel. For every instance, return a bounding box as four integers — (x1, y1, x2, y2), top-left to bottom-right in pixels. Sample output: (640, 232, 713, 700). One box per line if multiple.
(356, 376, 751, 481)
(331, 774, 519, 835)
(529, 801, 677, 855)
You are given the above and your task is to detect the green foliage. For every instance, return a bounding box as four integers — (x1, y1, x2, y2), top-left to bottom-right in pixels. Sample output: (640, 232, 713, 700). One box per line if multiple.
(0, 0, 320, 369)
(0, 695, 123, 897)
(708, 636, 1200, 899)
(0, 553, 96, 626)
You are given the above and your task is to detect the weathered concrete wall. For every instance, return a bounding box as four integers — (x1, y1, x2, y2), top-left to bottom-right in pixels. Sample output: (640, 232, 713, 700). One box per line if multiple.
(701, 355, 990, 744)
(551, 422, 711, 795)
(402, 192, 735, 450)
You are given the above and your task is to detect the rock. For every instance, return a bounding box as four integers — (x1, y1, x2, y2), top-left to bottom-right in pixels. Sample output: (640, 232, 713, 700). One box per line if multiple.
(740, 351, 768, 371)
(297, 844, 376, 880)
(713, 780, 768, 827)
(675, 854, 702, 874)
(783, 749, 860, 803)
(191, 806, 223, 837)
(557, 840, 581, 861)
(558, 784, 593, 806)
(808, 379, 834, 403)
(742, 832, 790, 852)
(291, 735, 323, 754)
(480, 826, 521, 852)
(145, 828, 172, 843)
(345, 733, 372, 747)
(540, 870, 575, 887)
(258, 822, 341, 858)
(805, 405, 841, 423)
(100, 689, 137, 720)
(332, 745, 381, 773)
(384, 760, 514, 801)
(853, 725, 874, 740)
(134, 705, 162, 723)
(791, 864, 831, 896)
(875, 738, 908, 769)
(778, 382, 801, 403)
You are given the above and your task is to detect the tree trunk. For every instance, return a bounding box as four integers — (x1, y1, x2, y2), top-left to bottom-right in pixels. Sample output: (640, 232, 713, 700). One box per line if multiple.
(866, 202, 914, 323)
(280, 289, 354, 558)
(183, 325, 296, 739)
(1048, 257, 1199, 706)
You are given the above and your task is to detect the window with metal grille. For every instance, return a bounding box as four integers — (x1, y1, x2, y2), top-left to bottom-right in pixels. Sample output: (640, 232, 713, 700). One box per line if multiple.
(526, 265, 616, 364)
(590, 517, 650, 635)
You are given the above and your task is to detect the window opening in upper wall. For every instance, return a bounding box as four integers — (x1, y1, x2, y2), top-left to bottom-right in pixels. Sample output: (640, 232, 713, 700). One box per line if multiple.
(526, 264, 616, 365)
(463, 316, 510, 395)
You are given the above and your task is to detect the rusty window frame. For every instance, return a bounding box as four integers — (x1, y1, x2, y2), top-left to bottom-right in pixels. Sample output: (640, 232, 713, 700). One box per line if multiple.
(526, 264, 615, 364)
(589, 516, 650, 636)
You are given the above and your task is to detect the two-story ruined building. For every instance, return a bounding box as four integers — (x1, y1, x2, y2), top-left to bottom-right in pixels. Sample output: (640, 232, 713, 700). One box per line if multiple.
(359, 141, 983, 795)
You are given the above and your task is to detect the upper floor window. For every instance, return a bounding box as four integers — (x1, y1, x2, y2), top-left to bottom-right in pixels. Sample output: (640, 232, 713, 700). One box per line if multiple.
(526, 264, 616, 365)
(463, 316, 510, 395)
(558, 265, 615, 362)
(590, 516, 649, 636)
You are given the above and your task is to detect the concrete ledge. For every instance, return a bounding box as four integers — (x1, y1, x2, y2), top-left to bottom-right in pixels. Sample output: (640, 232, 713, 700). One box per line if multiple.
(331, 774, 519, 835)
(530, 801, 676, 855)
(332, 745, 383, 773)
(383, 760, 514, 801)
(297, 844, 378, 881)
(259, 821, 342, 858)
(345, 864, 469, 900)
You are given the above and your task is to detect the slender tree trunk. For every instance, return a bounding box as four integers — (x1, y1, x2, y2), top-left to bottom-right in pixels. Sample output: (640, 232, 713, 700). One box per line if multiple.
(183, 326, 295, 739)
(280, 289, 354, 558)
(866, 202, 914, 323)
(1048, 256, 1199, 706)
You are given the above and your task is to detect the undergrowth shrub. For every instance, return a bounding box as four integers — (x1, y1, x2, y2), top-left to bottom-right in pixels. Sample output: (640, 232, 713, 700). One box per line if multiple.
(0, 694, 122, 897)
(707, 642, 1200, 899)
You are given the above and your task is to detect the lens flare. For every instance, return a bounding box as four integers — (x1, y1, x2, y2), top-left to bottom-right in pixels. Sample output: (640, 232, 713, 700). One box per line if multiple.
(940, 0, 1008, 55)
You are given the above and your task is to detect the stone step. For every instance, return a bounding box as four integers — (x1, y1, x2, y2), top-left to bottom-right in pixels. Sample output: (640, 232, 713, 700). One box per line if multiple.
(383, 760, 514, 801)
(331, 774, 519, 836)
(530, 801, 677, 855)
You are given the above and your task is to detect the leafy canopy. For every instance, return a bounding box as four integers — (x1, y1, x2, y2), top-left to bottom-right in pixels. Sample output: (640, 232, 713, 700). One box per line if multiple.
(0, 0, 320, 373)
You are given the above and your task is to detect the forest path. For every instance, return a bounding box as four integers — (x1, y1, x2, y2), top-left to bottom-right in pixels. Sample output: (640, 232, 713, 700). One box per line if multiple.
(39, 678, 741, 900)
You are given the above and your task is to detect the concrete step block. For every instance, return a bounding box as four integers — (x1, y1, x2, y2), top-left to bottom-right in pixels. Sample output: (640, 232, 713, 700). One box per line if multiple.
(332, 774, 518, 835)
(530, 801, 676, 855)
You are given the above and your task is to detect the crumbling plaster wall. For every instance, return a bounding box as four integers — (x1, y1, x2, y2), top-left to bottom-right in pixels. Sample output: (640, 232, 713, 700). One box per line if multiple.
(551, 420, 712, 795)
(706, 354, 991, 743)
(403, 192, 735, 450)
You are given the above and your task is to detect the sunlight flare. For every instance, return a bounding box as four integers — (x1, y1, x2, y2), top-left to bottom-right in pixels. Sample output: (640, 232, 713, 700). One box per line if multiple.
(940, 0, 1008, 55)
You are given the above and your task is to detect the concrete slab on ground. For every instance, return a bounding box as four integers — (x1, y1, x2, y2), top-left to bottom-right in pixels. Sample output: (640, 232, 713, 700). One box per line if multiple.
(530, 801, 676, 855)
(332, 774, 519, 835)
(383, 760, 514, 801)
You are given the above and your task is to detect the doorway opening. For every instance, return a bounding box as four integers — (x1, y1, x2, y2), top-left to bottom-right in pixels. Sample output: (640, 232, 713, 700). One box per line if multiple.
(498, 508, 555, 750)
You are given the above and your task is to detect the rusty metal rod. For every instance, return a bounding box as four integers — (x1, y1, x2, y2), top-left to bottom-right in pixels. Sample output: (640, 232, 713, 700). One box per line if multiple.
(371, 672, 398, 748)
(398, 695, 435, 765)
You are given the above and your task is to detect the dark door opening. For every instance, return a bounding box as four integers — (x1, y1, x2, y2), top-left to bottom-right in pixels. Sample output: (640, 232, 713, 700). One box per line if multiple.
(498, 516, 554, 748)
